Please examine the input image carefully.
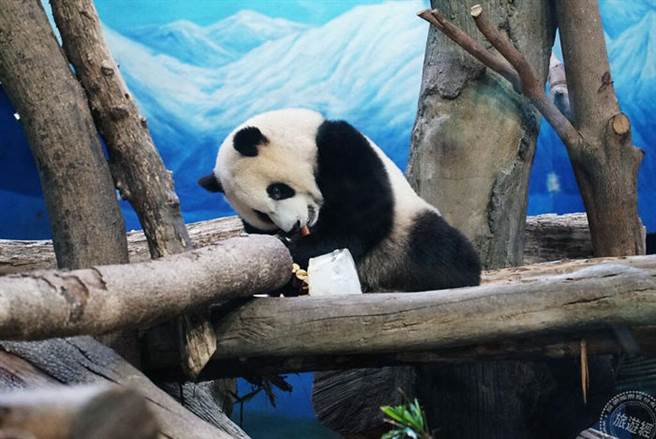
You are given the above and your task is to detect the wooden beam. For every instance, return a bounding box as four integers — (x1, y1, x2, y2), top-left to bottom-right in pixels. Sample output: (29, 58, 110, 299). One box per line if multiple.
(0, 236, 290, 340)
(0, 384, 158, 439)
(144, 256, 656, 379)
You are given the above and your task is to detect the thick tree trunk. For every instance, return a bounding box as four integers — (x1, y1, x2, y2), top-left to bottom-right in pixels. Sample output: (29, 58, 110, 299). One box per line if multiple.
(48, 0, 217, 380)
(0, 0, 137, 367)
(0, 337, 248, 439)
(408, 0, 555, 269)
(555, 0, 644, 256)
(0, 384, 158, 439)
(0, 236, 291, 340)
(406, 3, 597, 438)
(0, 0, 128, 269)
(49, 0, 190, 261)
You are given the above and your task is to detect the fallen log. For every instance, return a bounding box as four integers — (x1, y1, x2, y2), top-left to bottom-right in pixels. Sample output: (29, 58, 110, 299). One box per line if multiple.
(0, 235, 291, 340)
(0, 337, 247, 439)
(143, 256, 656, 379)
(0, 384, 158, 439)
(0, 213, 593, 275)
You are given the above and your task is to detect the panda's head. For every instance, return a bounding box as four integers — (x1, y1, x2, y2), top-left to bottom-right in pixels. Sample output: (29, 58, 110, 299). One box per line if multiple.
(199, 108, 324, 234)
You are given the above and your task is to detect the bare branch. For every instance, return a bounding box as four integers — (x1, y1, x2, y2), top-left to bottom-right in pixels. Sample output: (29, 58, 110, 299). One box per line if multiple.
(417, 9, 521, 92)
(469, 5, 583, 152)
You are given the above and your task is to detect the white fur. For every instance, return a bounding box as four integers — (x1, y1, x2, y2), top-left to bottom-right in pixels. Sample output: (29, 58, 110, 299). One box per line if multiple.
(214, 108, 324, 232)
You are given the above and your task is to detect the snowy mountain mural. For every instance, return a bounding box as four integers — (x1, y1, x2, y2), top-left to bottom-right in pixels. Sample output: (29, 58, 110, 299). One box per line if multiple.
(0, 0, 655, 239)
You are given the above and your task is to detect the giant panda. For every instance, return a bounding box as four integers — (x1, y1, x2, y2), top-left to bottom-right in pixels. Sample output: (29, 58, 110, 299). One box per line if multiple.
(199, 108, 481, 292)
(199, 108, 481, 437)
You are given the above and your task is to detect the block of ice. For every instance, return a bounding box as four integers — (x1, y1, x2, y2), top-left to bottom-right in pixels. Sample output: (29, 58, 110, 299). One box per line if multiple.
(307, 249, 362, 296)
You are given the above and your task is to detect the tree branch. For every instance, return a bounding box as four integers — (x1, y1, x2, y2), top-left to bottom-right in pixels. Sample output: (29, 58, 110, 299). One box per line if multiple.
(417, 9, 521, 92)
(418, 2, 644, 257)
(49, 0, 217, 376)
(0, 0, 129, 270)
(468, 5, 583, 153)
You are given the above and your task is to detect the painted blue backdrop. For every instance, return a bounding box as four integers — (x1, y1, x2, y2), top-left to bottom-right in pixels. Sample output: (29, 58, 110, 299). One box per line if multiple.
(0, 0, 654, 437)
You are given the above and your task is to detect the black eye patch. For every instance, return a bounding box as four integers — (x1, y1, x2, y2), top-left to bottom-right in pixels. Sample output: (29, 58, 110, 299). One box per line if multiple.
(267, 183, 295, 200)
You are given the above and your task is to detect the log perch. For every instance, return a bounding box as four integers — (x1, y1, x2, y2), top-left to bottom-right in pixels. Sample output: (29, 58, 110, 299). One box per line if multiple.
(0, 384, 158, 439)
(0, 236, 291, 340)
(144, 255, 656, 379)
(0, 213, 595, 275)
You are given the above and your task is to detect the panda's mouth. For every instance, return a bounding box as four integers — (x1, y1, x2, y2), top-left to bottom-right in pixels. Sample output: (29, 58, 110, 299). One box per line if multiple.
(255, 205, 318, 237)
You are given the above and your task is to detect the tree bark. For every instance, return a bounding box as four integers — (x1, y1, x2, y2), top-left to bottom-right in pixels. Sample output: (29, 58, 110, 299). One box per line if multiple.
(148, 327, 653, 379)
(212, 256, 656, 358)
(0, 337, 248, 439)
(409, 0, 555, 269)
(0, 236, 291, 340)
(555, 0, 644, 256)
(0, 384, 158, 439)
(0, 0, 128, 270)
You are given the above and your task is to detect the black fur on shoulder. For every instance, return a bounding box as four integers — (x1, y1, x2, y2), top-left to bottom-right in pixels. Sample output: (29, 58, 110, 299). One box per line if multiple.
(233, 126, 268, 157)
(285, 120, 394, 268)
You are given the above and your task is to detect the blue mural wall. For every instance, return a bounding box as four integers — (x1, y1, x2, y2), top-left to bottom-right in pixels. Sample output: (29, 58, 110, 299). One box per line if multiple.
(0, 0, 654, 436)
(1, 0, 654, 239)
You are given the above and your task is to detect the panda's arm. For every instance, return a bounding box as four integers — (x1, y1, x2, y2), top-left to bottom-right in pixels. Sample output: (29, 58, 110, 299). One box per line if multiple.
(284, 232, 366, 270)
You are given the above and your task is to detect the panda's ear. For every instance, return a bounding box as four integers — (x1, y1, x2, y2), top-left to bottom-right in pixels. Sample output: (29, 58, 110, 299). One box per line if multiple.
(233, 126, 268, 157)
(198, 174, 223, 193)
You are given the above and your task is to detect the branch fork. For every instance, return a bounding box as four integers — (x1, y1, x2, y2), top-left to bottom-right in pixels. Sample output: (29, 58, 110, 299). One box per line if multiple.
(418, 6, 581, 153)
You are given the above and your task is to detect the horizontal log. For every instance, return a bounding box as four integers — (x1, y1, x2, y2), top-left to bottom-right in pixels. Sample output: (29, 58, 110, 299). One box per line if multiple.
(0, 213, 592, 276)
(0, 235, 291, 340)
(0, 216, 244, 274)
(144, 255, 656, 379)
(523, 213, 592, 264)
(0, 384, 158, 439)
